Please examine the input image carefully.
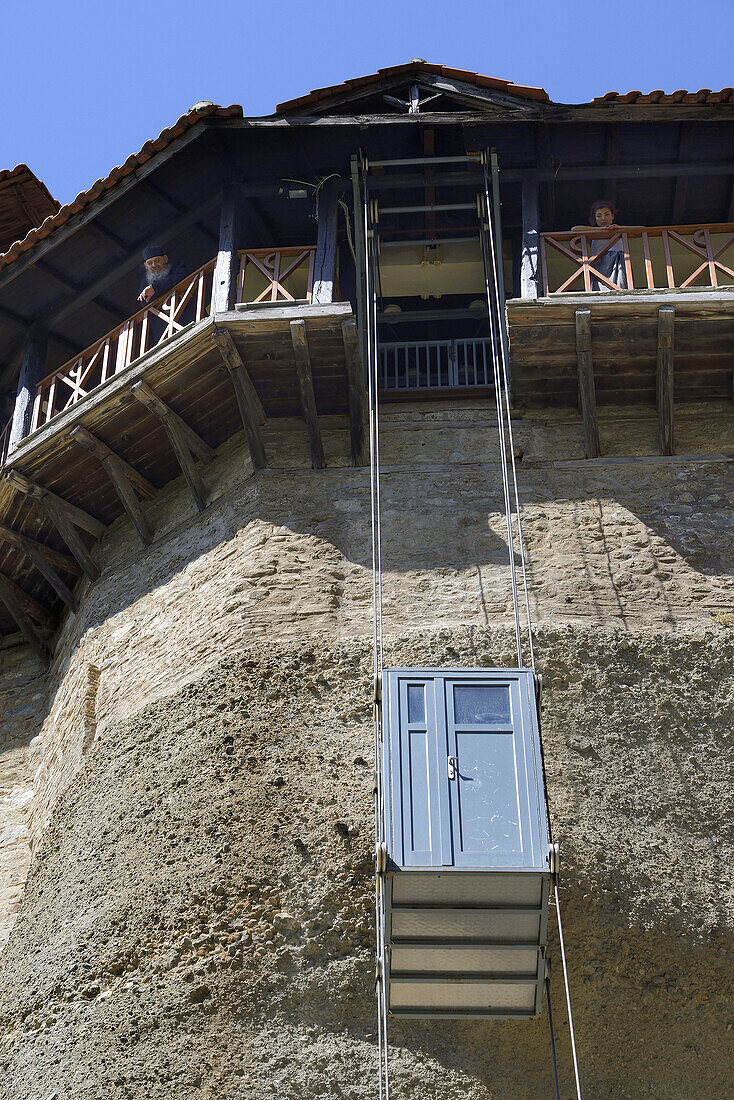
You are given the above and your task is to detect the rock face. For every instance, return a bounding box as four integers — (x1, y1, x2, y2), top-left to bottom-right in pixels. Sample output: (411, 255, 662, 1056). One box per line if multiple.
(0, 404, 732, 1098)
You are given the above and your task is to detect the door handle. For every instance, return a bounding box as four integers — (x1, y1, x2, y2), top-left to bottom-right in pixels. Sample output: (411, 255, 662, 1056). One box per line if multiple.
(447, 755, 458, 780)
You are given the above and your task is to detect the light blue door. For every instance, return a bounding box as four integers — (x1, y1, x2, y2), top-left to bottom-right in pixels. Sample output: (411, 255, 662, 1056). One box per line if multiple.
(444, 677, 538, 868)
(387, 675, 452, 866)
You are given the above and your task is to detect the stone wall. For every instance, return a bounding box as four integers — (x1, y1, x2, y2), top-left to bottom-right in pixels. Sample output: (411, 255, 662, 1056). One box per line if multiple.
(0, 398, 732, 1095)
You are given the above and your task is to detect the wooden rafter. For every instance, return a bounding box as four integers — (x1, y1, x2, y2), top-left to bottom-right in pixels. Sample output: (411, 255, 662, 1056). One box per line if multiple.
(212, 327, 267, 470)
(70, 426, 156, 547)
(131, 381, 214, 512)
(290, 320, 324, 470)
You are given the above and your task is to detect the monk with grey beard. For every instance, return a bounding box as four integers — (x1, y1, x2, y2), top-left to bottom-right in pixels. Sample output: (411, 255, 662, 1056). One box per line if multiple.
(137, 245, 188, 304)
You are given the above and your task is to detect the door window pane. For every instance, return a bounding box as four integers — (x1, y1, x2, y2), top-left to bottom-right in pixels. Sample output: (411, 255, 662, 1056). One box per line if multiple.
(407, 684, 426, 724)
(453, 684, 511, 725)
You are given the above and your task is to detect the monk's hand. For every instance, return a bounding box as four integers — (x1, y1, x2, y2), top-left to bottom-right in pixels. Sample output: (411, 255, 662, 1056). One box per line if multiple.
(137, 286, 155, 303)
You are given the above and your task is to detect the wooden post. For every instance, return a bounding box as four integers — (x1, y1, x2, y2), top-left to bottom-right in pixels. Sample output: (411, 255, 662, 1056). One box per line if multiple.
(70, 426, 156, 547)
(8, 329, 47, 452)
(211, 185, 240, 314)
(312, 177, 340, 304)
(656, 306, 675, 456)
(131, 381, 215, 513)
(341, 320, 369, 466)
(0, 525, 79, 613)
(290, 320, 325, 469)
(520, 176, 540, 300)
(575, 308, 601, 459)
(212, 328, 267, 471)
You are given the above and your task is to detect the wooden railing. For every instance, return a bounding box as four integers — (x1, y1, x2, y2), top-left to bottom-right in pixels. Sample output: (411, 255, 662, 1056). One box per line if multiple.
(540, 223, 734, 295)
(30, 247, 316, 432)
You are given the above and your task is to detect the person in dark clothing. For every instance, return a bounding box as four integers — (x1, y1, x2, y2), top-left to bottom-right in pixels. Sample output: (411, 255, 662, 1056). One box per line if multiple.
(137, 245, 188, 304)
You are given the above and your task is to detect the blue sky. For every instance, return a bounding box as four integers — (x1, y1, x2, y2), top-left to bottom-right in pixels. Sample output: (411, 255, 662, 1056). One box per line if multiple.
(3, 0, 732, 205)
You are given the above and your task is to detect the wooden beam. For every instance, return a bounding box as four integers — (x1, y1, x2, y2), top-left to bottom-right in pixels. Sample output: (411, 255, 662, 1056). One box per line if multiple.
(574, 308, 601, 459)
(0, 571, 55, 628)
(211, 185, 241, 314)
(656, 306, 675, 456)
(130, 381, 215, 460)
(341, 320, 369, 466)
(520, 177, 540, 300)
(290, 320, 324, 470)
(131, 381, 212, 511)
(212, 328, 267, 470)
(5, 470, 106, 537)
(311, 177, 339, 304)
(4, 470, 103, 581)
(70, 426, 155, 546)
(0, 574, 50, 664)
(8, 329, 47, 452)
(0, 524, 80, 575)
(69, 427, 156, 498)
(6, 536, 78, 614)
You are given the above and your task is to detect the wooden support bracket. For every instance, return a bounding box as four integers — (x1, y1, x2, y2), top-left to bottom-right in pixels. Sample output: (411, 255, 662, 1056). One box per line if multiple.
(70, 426, 156, 547)
(5, 470, 104, 581)
(574, 308, 601, 459)
(212, 327, 267, 470)
(0, 570, 56, 628)
(0, 524, 80, 575)
(131, 381, 213, 512)
(0, 525, 79, 613)
(656, 307, 675, 456)
(0, 573, 50, 665)
(341, 320, 369, 466)
(290, 320, 325, 470)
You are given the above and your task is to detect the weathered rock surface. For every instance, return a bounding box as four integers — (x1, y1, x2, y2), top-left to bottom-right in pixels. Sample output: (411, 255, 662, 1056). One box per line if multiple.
(0, 626, 732, 1099)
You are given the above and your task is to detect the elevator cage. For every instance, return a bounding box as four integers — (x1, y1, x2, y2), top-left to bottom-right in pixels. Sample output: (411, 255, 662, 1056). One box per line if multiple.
(381, 667, 552, 1019)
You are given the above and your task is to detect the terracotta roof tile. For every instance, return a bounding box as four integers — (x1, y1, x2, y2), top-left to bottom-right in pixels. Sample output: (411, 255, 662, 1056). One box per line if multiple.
(275, 61, 549, 113)
(593, 87, 734, 105)
(0, 165, 59, 253)
(0, 103, 243, 274)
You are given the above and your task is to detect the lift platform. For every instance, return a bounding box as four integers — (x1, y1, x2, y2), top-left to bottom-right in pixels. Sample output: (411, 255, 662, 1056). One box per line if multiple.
(380, 667, 552, 1019)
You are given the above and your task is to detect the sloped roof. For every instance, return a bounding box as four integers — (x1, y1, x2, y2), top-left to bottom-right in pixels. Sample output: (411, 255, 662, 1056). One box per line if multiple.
(593, 87, 734, 105)
(276, 61, 550, 114)
(0, 165, 59, 253)
(0, 103, 243, 274)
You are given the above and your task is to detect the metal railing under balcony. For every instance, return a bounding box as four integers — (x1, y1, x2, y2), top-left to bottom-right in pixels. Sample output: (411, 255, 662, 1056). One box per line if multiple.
(31, 247, 317, 432)
(540, 223, 734, 295)
(379, 338, 494, 391)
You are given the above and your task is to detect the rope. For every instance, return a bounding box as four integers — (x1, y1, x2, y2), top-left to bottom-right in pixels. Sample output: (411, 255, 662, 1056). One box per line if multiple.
(362, 159, 390, 1100)
(555, 886, 583, 1100)
(479, 214, 523, 666)
(481, 162, 535, 669)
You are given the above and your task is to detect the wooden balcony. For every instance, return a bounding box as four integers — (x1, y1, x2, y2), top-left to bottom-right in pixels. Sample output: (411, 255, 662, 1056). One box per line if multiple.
(30, 248, 318, 432)
(0, 246, 366, 660)
(507, 223, 734, 459)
